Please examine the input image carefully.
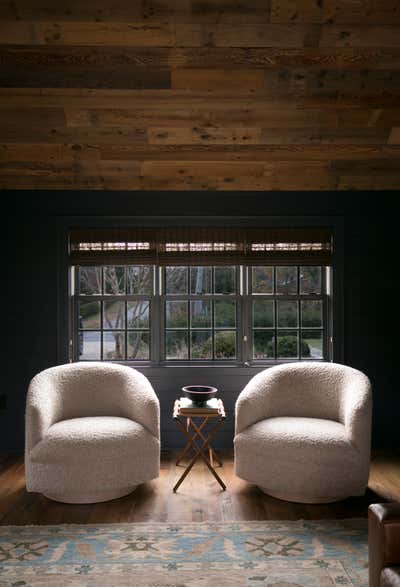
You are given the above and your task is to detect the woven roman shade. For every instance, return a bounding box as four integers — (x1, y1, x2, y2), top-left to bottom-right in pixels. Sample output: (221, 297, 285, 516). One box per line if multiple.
(69, 226, 332, 266)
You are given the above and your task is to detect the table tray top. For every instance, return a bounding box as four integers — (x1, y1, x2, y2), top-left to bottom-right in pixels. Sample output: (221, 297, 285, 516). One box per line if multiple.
(173, 398, 226, 419)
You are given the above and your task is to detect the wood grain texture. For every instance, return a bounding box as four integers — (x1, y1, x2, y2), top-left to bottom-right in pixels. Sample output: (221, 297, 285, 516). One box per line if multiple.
(0, 451, 399, 524)
(0, 0, 399, 190)
(0, 22, 176, 46)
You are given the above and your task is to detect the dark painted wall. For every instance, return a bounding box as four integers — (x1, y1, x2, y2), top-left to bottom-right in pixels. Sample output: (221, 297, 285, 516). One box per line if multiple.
(3, 191, 398, 451)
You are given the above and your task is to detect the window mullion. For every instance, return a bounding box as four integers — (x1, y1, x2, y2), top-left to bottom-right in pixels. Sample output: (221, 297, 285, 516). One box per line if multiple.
(187, 299, 191, 360)
(323, 267, 330, 361)
(72, 266, 78, 361)
(242, 266, 250, 365)
(153, 266, 161, 363)
(212, 299, 215, 360)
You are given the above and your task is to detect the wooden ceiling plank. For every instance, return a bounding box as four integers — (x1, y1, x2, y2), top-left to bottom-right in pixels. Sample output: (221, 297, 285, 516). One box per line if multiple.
(271, 0, 400, 24)
(0, 0, 271, 23)
(2, 143, 400, 162)
(0, 21, 176, 46)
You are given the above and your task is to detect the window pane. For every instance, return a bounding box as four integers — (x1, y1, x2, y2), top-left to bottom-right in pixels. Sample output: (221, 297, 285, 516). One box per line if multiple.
(276, 266, 297, 295)
(127, 300, 149, 329)
(277, 300, 298, 328)
(166, 331, 188, 359)
(79, 267, 102, 295)
(300, 266, 322, 294)
(166, 266, 188, 294)
(215, 300, 236, 328)
(79, 331, 101, 360)
(127, 266, 152, 295)
(79, 301, 100, 329)
(191, 300, 212, 328)
(302, 330, 323, 359)
(214, 266, 235, 294)
(253, 300, 274, 328)
(190, 267, 212, 294)
(166, 301, 188, 328)
(301, 300, 323, 328)
(252, 266, 273, 294)
(191, 331, 212, 359)
(253, 331, 274, 359)
(103, 300, 125, 329)
(277, 331, 299, 358)
(215, 331, 236, 359)
(103, 331, 125, 360)
(127, 332, 150, 360)
(104, 266, 125, 294)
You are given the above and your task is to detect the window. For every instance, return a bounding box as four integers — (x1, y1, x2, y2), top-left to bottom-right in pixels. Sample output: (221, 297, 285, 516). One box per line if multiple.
(250, 266, 325, 360)
(77, 265, 152, 361)
(70, 226, 333, 365)
(164, 266, 238, 360)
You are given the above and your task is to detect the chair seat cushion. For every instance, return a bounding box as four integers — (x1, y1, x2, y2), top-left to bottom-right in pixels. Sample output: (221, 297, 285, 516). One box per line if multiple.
(31, 416, 151, 463)
(234, 416, 366, 503)
(236, 416, 359, 468)
(245, 415, 348, 446)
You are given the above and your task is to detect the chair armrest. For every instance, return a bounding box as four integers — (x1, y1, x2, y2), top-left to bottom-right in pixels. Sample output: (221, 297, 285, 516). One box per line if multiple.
(235, 370, 277, 435)
(123, 369, 160, 439)
(369, 503, 400, 587)
(342, 372, 372, 454)
(25, 370, 62, 453)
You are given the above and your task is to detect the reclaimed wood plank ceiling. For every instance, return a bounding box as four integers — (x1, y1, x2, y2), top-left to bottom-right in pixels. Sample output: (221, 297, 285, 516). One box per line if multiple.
(0, 0, 400, 190)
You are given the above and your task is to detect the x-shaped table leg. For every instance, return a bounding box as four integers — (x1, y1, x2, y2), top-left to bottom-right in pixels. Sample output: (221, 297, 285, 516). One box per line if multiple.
(173, 416, 226, 492)
(188, 418, 223, 468)
(175, 417, 209, 466)
(176, 417, 223, 468)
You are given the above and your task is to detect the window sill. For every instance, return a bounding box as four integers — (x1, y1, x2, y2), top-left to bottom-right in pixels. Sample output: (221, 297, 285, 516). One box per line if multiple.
(82, 359, 327, 378)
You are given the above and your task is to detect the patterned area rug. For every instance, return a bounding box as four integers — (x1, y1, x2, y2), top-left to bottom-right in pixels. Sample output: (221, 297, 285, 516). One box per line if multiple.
(0, 519, 368, 586)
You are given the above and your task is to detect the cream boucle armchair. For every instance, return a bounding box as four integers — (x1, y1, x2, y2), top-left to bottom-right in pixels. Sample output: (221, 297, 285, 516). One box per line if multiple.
(25, 362, 160, 504)
(234, 362, 372, 504)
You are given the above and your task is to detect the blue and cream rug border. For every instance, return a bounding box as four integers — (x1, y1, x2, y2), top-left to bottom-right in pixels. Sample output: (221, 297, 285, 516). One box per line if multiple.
(0, 519, 368, 586)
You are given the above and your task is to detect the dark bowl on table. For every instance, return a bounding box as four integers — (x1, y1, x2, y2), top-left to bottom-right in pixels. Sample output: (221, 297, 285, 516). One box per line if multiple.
(182, 385, 217, 405)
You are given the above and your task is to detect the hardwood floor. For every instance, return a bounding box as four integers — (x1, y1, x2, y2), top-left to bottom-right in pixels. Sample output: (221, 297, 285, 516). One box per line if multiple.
(0, 451, 398, 525)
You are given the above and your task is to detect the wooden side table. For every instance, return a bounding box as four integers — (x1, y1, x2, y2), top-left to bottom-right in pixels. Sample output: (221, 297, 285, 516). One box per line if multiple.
(172, 398, 226, 492)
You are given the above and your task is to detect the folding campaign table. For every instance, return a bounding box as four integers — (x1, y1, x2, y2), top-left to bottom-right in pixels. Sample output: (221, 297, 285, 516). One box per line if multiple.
(172, 398, 226, 492)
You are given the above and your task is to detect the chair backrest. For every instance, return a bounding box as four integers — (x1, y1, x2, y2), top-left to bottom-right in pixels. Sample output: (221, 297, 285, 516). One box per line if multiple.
(31, 362, 147, 421)
(243, 361, 369, 424)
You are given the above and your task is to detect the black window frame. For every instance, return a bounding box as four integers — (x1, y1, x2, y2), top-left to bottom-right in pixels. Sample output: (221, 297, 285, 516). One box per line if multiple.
(161, 265, 240, 363)
(74, 265, 154, 362)
(246, 265, 329, 362)
(72, 262, 332, 366)
(58, 214, 343, 371)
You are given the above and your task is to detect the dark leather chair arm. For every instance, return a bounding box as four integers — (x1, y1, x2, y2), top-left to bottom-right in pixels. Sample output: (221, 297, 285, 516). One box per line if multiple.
(369, 503, 400, 587)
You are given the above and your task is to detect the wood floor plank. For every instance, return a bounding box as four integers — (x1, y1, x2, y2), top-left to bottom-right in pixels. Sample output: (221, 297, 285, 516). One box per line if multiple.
(0, 452, 398, 524)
